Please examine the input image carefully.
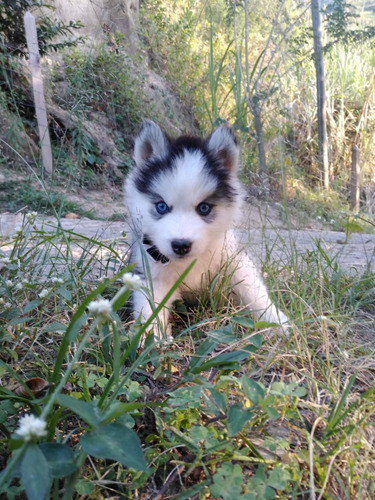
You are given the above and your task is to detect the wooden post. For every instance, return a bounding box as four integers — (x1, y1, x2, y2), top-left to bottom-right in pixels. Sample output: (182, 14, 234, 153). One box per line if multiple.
(24, 11, 53, 174)
(351, 145, 360, 212)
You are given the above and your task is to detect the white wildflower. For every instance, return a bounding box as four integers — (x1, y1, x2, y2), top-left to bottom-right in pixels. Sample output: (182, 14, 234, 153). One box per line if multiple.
(51, 277, 64, 284)
(122, 273, 142, 290)
(338, 348, 350, 360)
(26, 211, 38, 222)
(39, 288, 49, 299)
(16, 414, 47, 442)
(5, 280, 13, 287)
(15, 283, 23, 291)
(162, 335, 174, 346)
(87, 298, 112, 318)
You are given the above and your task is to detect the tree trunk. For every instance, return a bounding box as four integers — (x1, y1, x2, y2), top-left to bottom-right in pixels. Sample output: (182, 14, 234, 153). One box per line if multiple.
(311, 0, 329, 189)
(243, 0, 269, 193)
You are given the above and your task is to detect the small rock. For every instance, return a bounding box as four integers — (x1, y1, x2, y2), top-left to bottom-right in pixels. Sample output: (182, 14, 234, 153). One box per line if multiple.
(64, 212, 80, 219)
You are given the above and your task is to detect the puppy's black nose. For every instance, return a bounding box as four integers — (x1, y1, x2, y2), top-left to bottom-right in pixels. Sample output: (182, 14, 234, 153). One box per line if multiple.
(171, 239, 192, 256)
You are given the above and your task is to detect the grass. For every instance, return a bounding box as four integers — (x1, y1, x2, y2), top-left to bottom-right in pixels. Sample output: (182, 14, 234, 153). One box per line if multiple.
(0, 179, 96, 218)
(0, 211, 374, 499)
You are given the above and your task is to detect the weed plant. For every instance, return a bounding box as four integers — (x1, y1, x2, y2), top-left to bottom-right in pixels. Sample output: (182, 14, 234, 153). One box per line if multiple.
(1, 210, 375, 499)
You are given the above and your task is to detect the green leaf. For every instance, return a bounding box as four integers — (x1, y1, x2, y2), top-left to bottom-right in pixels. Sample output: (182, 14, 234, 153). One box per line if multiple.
(247, 333, 262, 348)
(57, 394, 101, 427)
(21, 444, 50, 500)
(292, 386, 307, 398)
(75, 479, 95, 495)
(231, 316, 255, 329)
(56, 286, 72, 301)
(265, 406, 279, 421)
(80, 423, 147, 471)
(254, 320, 281, 329)
(270, 381, 287, 395)
(100, 401, 148, 424)
(41, 321, 67, 333)
(210, 462, 243, 500)
(242, 377, 265, 404)
(227, 404, 252, 437)
(267, 466, 291, 490)
(169, 426, 199, 451)
(270, 381, 307, 398)
(325, 373, 357, 436)
(85, 152, 97, 165)
(250, 466, 276, 499)
(67, 314, 88, 343)
(189, 425, 210, 444)
(23, 300, 41, 313)
(110, 287, 131, 312)
(9, 316, 32, 325)
(207, 326, 236, 344)
(169, 479, 211, 500)
(208, 388, 226, 413)
(190, 348, 253, 374)
(187, 338, 220, 372)
(168, 385, 204, 408)
(39, 443, 77, 478)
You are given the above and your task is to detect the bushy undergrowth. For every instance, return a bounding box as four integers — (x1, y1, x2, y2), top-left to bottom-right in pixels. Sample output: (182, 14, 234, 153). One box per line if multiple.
(61, 40, 144, 136)
(1, 213, 374, 499)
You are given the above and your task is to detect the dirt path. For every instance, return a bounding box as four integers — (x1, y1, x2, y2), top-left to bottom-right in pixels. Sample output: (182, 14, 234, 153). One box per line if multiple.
(1, 211, 374, 273)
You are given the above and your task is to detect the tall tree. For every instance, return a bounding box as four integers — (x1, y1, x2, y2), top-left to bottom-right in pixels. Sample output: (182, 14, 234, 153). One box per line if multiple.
(311, 0, 330, 189)
(233, 0, 288, 193)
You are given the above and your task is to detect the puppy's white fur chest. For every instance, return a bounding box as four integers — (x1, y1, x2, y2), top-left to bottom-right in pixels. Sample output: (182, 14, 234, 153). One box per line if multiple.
(138, 231, 231, 292)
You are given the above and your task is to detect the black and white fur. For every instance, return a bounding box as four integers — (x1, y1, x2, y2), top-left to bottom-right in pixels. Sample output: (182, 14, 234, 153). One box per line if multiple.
(125, 121, 288, 339)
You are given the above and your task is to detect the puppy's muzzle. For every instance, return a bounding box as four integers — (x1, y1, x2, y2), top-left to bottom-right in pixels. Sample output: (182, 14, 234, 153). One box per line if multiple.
(171, 239, 192, 256)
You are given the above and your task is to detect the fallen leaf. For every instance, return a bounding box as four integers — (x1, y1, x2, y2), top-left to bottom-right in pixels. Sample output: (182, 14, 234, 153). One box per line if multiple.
(9, 377, 50, 398)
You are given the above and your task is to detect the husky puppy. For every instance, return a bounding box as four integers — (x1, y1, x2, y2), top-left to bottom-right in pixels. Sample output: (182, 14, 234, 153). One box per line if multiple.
(125, 121, 288, 339)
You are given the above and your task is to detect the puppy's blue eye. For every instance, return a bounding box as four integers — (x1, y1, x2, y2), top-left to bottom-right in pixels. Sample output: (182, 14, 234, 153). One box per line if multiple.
(197, 202, 212, 216)
(156, 201, 169, 214)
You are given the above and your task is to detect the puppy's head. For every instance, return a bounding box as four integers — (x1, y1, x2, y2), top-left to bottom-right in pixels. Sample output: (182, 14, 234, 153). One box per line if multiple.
(125, 121, 240, 260)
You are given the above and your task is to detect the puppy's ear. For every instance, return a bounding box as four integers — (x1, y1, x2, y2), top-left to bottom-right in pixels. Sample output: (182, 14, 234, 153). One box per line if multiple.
(206, 125, 239, 172)
(134, 120, 170, 167)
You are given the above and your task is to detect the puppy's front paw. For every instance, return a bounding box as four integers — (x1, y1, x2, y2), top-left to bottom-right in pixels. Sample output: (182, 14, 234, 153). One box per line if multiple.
(274, 311, 291, 338)
(260, 308, 291, 337)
